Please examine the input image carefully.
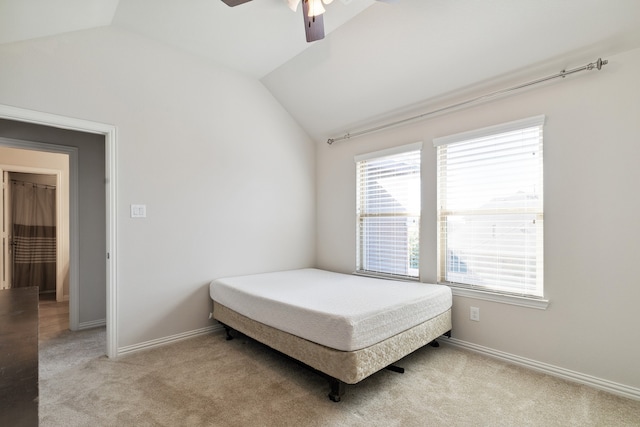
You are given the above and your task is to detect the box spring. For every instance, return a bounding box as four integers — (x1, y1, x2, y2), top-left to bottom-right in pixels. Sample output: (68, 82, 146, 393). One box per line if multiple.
(213, 301, 452, 385)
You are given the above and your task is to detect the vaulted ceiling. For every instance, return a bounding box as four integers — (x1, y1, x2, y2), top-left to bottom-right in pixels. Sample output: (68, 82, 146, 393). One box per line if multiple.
(2, 0, 640, 143)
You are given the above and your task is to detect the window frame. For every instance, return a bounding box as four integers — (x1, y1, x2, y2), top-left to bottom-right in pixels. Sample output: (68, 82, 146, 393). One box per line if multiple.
(434, 116, 549, 309)
(355, 142, 422, 281)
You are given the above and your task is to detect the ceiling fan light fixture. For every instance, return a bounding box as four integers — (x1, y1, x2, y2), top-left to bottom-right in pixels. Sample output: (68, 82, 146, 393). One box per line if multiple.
(307, 0, 326, 17)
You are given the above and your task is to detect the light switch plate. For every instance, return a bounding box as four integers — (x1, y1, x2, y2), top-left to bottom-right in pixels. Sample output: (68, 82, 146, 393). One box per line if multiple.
(130, 204, 147, 218)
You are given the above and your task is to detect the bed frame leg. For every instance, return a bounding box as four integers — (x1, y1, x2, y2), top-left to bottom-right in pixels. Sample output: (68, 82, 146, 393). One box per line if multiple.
(429, 330, 452, 347)
(221, 323, 234, 341)
(385, 365, 405, 374)
(328, 378, 345, 402)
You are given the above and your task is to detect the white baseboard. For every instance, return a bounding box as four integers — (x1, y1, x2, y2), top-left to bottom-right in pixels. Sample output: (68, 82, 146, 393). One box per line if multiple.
(78, 318, 106, 330)
(117, 324, 223, 356)
(443, 337, 640, 401)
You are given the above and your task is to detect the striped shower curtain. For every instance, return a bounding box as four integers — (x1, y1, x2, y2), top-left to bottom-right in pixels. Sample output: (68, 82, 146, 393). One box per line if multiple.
(11, 181, 57, 291)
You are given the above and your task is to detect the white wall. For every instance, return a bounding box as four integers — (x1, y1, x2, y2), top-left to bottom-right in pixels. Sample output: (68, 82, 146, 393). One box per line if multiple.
(316, 48, 640, 391)
(0, 26, 316, 348)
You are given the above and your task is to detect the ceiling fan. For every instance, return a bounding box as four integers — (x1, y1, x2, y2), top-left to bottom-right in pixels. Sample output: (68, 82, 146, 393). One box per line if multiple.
(221, 0, 396, 43)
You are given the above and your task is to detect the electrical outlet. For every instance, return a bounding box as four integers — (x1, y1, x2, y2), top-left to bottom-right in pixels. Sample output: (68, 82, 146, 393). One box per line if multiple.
(470, 306, 480, 322)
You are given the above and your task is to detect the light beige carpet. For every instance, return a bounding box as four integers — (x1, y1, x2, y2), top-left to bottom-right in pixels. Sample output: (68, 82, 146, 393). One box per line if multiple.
(39, 328, 640, 426)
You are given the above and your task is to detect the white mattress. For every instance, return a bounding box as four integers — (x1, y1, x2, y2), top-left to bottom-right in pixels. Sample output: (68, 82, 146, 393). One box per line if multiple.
(209, 268, 452, 352)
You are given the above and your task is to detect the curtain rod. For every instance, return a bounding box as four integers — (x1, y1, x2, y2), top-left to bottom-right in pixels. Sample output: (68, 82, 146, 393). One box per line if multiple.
(327, 57, 608, 145)
(10, 179, 56, 190)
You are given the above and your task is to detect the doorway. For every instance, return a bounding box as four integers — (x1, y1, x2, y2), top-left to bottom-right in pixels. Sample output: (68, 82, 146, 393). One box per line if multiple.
(0, 104, 118, 358)
(2, 172, 61, 299)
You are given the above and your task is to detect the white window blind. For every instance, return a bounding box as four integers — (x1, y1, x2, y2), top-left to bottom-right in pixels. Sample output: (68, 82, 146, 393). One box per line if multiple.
(435, 116, 544, 297)
(356, 142, 422, 279)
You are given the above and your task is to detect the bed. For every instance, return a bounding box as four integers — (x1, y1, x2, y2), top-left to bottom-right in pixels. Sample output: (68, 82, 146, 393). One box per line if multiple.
(209, 268, 452, 402)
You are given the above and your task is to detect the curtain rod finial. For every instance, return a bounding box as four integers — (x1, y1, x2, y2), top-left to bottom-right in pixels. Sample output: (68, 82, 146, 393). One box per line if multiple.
(596, 58, 608, 70)
(587, 58, 608, 71)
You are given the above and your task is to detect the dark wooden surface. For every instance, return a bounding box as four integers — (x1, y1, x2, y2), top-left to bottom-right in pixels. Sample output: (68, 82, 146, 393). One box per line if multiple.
(0, 287, 39, 427)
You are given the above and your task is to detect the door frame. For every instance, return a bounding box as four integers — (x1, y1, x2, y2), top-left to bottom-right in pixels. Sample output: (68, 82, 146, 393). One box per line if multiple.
(0, 104, 118, 358)
(1, 170, 12, 291)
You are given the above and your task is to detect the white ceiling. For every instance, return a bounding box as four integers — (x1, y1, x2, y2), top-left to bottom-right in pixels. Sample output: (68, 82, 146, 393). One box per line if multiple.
(111, 0, 377, 78)
(2, 0, 640, 143)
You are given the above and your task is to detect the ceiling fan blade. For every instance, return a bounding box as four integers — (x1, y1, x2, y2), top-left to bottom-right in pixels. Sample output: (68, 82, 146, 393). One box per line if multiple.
(302, 0, 325, 42)
(220, 0, 253, 6)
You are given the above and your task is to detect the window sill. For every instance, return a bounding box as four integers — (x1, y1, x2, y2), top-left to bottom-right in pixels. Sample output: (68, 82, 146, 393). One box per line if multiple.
(353, 271, 420, 282)
(447, 286, 549, 310)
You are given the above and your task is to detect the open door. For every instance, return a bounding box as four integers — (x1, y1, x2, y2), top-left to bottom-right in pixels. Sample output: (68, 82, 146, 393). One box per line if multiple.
(1, 170, 13, 289)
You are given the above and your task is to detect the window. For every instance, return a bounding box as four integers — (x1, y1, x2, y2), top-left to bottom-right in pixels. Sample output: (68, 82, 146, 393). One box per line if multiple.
(435, 116, 544, 298)
(355, 142, 422, 279)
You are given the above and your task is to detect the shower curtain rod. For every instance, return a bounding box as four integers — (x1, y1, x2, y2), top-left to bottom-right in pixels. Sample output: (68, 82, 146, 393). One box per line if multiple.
(326, 57, 608, 145)
(10, 179, 56, 190)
